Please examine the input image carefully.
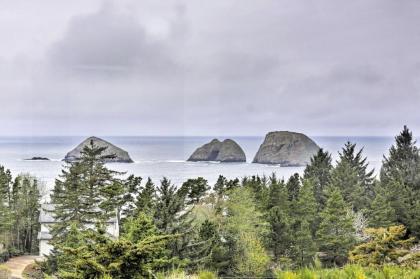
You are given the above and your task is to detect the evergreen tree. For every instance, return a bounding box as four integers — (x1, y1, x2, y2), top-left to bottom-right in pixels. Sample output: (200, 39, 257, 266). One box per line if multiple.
(12, 175, 41, 253)
(135, 177, 157, 215)
(368, 187, 397, 228)
(242, 175, 269, 206)
(294, 179, 318, 234)
(380, 126, 420, 237)
(293, 220, 317, 268)
(267, 206, 291, 261)
(224, 187, 267, 275)
(49, 141, 125, 252)
(381, 126, 420, 189)
(331, 142, 375, 211)
(180, 177, 210, 204)
(349, 225, 416, 266)
(317, 188, 355, 266)
(303, 149, 333, 208)
(290, 179, 318, 267)
(286, 173, 300, 202)
(330, 160, 364, 211)
(214, 175, 227, 196)
(153, 177, 198, 264)
(120, 175, 142, 218)
(56, 221, 173, 279)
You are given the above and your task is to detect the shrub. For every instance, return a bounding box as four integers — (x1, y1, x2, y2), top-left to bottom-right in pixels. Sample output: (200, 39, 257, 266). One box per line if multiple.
(22, 263, 44, 279)
(198, 270, 217, 279)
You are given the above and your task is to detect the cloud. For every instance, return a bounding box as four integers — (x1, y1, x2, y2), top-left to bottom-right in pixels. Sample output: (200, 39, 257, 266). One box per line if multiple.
(48, 2, 179, 78)
(1, 0, 420, 136)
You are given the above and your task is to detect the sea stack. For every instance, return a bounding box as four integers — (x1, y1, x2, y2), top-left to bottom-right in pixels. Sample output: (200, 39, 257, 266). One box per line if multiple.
(64, 137, 133, 163)
(188, 139, 246, 163)
(253, 131, 319, 166)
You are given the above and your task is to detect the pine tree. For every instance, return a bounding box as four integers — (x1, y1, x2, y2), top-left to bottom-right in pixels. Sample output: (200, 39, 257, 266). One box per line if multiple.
(331, 142, 375, 211)
(294, 179, 318, 234)
(293, 220, 317, 268)
(290, 179, 318, 267)
(317, 187, 355, 266)
(286, 173, 300, 202)
(381, 126, 420, 189)
(349, 225, 416, 266)
(368, 187, 396, 228)
(267, 206, 291, 261)
(330, 160, 364, 211)
(380, 126, 420, 237)
(153, 177, 196, 263)
(120, 175, 142, 218)
(303, 149, 333, 208)
(180, 177, 210, 204)
(49, 141, 125, 248)
(135, 177, 157, 215)
(214, 175, 227, 196)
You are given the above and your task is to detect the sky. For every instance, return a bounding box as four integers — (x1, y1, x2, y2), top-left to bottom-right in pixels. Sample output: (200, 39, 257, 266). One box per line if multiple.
(1, 0, 420, 137)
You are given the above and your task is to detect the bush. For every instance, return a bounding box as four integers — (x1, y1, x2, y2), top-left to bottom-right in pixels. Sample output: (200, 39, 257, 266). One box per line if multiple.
(198, 270, 217, 279)
(274, 265, 420, 279)
(22, 263, 44, 279)
(0, 251, 9, 263)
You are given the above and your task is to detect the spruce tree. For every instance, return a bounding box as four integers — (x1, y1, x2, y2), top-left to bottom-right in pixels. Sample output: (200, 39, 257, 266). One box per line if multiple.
(180, 177, 210, 204)
(267, 206, 291, 261)
(331, 142, 375, 211)
(368, 187, 396, 228)
(380, 126, 420, 237)
(293, 220, 317, 268)
(303, 149, 333, 208)
(286, 173, 300, 202)
(317, 187, 355, 266)
(135, 177, 157, 215)
(49, 141, 125, 247)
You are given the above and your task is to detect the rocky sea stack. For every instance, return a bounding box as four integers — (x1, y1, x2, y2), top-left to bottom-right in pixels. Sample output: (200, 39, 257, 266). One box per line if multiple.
(188, 139, 246, 163)
(64, 137, 134, 163)
(253, 131, 319, 166)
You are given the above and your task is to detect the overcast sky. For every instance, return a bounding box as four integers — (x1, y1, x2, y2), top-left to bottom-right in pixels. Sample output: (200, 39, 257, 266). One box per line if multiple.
(1, 0, 420, 136)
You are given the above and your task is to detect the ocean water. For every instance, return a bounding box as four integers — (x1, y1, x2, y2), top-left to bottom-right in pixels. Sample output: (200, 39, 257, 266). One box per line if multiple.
(0, 136, 395, 198)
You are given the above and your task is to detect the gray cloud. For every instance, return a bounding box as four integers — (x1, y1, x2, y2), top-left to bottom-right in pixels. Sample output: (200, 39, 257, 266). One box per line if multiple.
(1, 0, 420, 136)
(48, 2, 179, 78)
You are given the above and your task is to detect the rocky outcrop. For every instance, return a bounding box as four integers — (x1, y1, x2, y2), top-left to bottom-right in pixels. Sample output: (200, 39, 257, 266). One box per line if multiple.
(253, 131, 319, 166)
(188, 139, 246, 162)
(64, 137, 133, 163)
(25, 157, 50, 161)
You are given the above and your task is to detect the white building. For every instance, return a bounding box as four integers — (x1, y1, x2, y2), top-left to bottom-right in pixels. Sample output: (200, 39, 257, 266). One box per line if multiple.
(38, 204, 120, 256)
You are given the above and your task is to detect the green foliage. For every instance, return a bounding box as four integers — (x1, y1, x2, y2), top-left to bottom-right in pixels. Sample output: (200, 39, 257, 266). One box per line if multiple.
(380, 126, 420, 238)
(274, 265, 420, 279)
(133, 177, 156, 216)
(234, 232, 270, 277)
(303, 148, 333, 209)
(349, 225, 419, 267)
(54, 220, 174, 279)
(180, 177, 210, 204)
(330, 142, 374, 212)
(0, 168, 41, 255)
(317, 188, 355, 266)
(286, 173, 301, 202)
(50, 141, 125, 247)
(368, 187, 397, 228)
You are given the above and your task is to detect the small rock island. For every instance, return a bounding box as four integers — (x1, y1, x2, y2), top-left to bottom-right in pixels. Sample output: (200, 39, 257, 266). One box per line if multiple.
(188, 139, 246, 163)
(64, 137, 134, 163)
(25, 157, 50, 161)
(253, 131, 319, 166)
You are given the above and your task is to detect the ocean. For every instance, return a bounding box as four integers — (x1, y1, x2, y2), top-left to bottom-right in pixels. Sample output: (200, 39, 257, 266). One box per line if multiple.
(0, 136, 395, 198)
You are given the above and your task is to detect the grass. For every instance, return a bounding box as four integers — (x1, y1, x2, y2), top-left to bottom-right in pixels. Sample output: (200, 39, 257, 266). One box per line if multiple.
(156, 265, 420, 279)
(274, 265, 420, 279)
